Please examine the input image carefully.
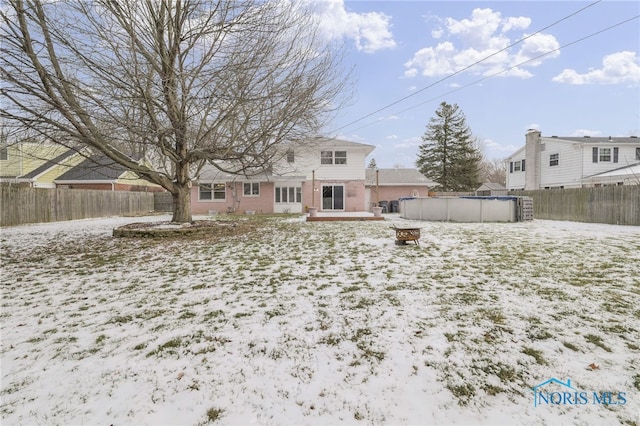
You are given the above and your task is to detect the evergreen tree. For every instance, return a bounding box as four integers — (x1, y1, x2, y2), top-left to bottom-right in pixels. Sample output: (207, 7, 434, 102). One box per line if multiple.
(367, 158, 378, 169)
(416, 102, 482, 191)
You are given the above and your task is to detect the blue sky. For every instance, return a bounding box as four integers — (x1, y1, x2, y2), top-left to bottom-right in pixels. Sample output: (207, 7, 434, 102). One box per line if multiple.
(309, 0, 640, 168)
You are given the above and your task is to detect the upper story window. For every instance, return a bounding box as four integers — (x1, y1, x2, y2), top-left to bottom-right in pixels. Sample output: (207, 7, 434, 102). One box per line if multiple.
(592, 147, 619, 163)
(0, 146, 7, 161)
(199, 183, 226, 200)
(549, 153, 559, 166)
(320, 150, 347, 165)
(243, 182, 259, 196)
(510, 159, 525, 173)
(636, 147, 640, 160)
(286, 149, 294, 163)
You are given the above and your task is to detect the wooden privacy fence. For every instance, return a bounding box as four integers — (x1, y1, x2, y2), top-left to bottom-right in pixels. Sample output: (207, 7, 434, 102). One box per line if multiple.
(512, 186, 640, 226)
(0, 186, 155, 227)
(154, 192, 174, 212)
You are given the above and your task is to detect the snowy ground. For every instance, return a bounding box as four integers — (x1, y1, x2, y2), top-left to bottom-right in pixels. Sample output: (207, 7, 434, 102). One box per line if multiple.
(1, 214, 639, 426)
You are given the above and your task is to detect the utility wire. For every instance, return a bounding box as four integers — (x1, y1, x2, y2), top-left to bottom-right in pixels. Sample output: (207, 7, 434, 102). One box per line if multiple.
(343, 14, 640, 135)
(334, 0, 603, 133)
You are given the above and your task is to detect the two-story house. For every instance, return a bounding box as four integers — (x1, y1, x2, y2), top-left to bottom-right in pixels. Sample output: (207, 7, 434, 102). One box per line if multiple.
(506, 130, 640, 190)
(0, 143, 86, 188)
(191, 137, 376, 214)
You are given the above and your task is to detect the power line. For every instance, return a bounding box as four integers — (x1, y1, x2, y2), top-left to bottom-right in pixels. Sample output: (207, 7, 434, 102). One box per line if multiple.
(334, 0, 603, 133)
(342, 14, 639, 135)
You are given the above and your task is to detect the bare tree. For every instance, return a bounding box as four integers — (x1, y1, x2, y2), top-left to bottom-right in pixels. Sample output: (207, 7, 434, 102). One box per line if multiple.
(1, 0, 349, 222)
(479, 157, 507, 186)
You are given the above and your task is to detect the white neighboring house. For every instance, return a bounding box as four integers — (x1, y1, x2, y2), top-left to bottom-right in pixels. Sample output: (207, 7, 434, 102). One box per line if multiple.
(506, 130, 640, 190)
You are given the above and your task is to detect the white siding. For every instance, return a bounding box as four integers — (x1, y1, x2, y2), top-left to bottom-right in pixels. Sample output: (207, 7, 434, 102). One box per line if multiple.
(272, 142, 373, 180)
(539, 140, 583, 188)
(582, 144, 639, 179)
(506, 148, 526, 190)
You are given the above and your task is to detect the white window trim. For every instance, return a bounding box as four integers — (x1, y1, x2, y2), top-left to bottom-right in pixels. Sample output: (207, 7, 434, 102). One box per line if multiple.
(275, 186, 302, 204)
(320, 150, 347, 165)
(243, 182, 260, 197)
(599, 148, 611, 162)
(199, 183, 226, 202)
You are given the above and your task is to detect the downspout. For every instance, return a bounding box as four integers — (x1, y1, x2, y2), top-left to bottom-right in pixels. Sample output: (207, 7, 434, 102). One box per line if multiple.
(376, 169, 379, 204)
(311, 170, 315, 208)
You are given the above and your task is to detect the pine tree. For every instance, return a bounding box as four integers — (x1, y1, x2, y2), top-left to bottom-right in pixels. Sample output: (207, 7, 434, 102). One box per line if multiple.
(367, 158, 378, 169)
(416, 102, 482, 192)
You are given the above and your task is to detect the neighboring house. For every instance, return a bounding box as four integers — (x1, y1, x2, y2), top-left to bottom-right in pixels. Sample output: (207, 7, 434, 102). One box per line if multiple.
(506, 130, 640, 190)
(475, 182, 508, 196)
(365, 168, 435, 209)
(0, 143, 86, 188)
(192, 137, 378, 214)
(54, 155, 164, 192)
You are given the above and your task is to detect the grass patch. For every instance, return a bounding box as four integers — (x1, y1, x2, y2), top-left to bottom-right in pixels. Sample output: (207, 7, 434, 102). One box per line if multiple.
(521, 347, 547, 365)
(585, 334, 612, 352)
(562, 341, 580, 352)
(447, 383, 476, 406)
(146, 337, 182, 358)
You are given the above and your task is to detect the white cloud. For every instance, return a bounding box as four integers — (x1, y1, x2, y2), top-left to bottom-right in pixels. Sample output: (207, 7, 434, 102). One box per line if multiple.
(552, 51, 640, 85)
(513, 33, 560, 67)
(404, 8, 559, 79)
(310, 0, 396, 54)
(386, 134, 398, 140)
(502, 16, 530, 33)
(483, 139, 520, 154)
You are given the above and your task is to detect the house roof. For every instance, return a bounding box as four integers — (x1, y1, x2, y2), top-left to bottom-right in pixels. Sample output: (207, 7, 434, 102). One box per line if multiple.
(197, 165, 305, 183)
(20, 148, 80, 179)
(55, 155, 128, 181)
(584, 162, 640, 179)
(365, 168, 435, 186)
(476, 182, 506, 191)
(545, 136, 640, 144)
(506, 135, 640, 160)
(291, 136, 376, 151)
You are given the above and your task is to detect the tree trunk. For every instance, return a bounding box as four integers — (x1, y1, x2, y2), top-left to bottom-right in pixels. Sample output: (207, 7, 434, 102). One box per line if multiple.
(172, 184, 192, 223)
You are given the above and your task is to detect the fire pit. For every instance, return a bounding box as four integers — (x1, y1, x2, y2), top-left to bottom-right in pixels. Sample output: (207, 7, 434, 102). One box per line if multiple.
(391, 226, 421, 246)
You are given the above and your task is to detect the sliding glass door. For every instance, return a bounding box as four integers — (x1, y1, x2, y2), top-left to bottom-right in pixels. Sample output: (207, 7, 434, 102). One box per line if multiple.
(322, 185, 344, 210)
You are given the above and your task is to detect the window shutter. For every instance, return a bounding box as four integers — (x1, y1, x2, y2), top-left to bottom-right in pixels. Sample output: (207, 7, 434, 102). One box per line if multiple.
(510, 162, 513, 173)
(521, 159, 526, 171)
(613, 147, 619, 163)
(592, 147, 598, 163)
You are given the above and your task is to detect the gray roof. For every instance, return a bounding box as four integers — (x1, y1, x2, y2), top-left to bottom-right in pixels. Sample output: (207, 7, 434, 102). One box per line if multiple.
(56, 155, 128, 181)
(476, 182, 506, 191)
(585, 162, 640, 178)
(197, 164, 305, 183)
(545, 136, 640, 144)
(365, 168, 435, 186)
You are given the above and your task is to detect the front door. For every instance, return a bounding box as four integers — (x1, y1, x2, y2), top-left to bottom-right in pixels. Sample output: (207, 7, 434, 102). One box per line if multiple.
(322, 185, 344, 210)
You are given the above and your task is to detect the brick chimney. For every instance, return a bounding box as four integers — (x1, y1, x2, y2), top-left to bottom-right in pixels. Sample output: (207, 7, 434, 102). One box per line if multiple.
(525, 129, 541, 190)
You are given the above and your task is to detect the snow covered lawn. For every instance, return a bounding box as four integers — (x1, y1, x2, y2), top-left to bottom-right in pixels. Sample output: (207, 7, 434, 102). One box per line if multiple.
(1, 214, 639, 425)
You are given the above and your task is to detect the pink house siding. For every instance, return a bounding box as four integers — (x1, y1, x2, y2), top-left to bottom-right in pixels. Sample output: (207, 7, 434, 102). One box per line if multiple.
(191, 181, 276, 214)
(304, 180, 366, 211)
(344, 180, 366, 212)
